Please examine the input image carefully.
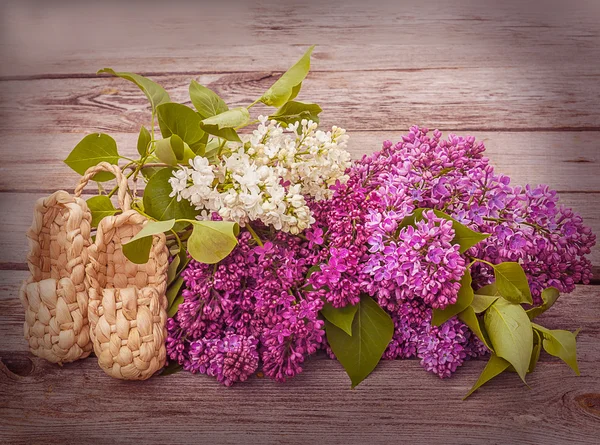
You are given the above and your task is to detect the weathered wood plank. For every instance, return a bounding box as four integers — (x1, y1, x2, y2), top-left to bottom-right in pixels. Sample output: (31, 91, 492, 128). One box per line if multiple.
(0, 357, 598, 445)
(1, 192, 598, 267)
(1, 0, 599, 77)
(2, 68, 600, 134)
(1, 271, 599, 444)
(2, 131, 598, 193)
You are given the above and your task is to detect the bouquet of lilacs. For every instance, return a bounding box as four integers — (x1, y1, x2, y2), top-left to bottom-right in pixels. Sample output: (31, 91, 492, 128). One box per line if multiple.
(63, 47, 595, 397)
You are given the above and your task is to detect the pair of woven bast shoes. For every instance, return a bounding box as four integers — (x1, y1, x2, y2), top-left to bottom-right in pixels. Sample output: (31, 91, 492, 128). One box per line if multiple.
(19, 163, 169, 380)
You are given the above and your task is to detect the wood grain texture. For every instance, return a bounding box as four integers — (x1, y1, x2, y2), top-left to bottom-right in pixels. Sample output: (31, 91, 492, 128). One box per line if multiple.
(1, 270, 599, 445)
(1, 0, 599, 76)
(1, 357, 599, 445)
(2, 69, 600, 134)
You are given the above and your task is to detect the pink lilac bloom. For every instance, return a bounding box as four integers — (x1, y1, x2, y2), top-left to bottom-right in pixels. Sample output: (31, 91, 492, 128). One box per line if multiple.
(311, 125, 594, 379)
(166, 229, 325, 385)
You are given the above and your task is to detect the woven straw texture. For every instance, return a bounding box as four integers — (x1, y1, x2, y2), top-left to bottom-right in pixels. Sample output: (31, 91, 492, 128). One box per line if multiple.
(78, 162, 169, 380)
(19, 190, 93, 364)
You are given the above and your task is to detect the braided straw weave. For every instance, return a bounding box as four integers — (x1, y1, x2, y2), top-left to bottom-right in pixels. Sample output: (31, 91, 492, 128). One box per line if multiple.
(78, 162, 169, 380)
(19, 190, 93, 364)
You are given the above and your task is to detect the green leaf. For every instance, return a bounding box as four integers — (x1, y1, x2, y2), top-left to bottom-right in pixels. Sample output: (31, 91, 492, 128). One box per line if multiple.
(64, 133, 119, 181)
(154, 135, 185, 166)
(484, 298, 533, 382)
(268, 101, 322, 127)
(432, 268, 474, 326)
(471, 284, 500, 313)
(205, 127, 241, 143)
(157, 103, 205, 155)
(189, 80, 228, 119)
(97, 68, 170, 112)
(431, 210, 490, 253)
(396, 208, 425, 232)
(458, 306, 493, 351)
(260, 45, 315, 107)
(532, 323, 580, 375)
(166, 276, 185, 308)
(168, 292, 184, 318)
(167, 255, 180, 285)
(201, 107, 250, 129)
(325, 294, 394, 388)
(200, 108, 250, 143)
(122, 219, 175, 264)
(187, 221, 240, 264)
(526, 287, 560, 320)
(288, 82, 302, 102)
(159, 361, 182, 377)
(140, 155, 163, 180)
(529, 329, 542, 373)
(320, 302, 359, 336)
(86, 195, 118, 228)
(137, 125, 152, 157)
(396, 208, 489, 253)
(122, 236, 152, 265)
(143, 168, 200, 231)
(493, 262, 533, 304)
(464, 354, 511, 399)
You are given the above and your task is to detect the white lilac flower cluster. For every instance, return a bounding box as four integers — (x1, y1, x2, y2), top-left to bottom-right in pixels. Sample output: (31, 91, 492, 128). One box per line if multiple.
(168, 116, 352, 234)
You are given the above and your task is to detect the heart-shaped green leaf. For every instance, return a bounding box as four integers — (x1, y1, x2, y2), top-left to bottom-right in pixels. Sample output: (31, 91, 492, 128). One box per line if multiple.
(64, 133, 119, 181)
(201, 107, 249, 129)
(189, 80, 229, 119)
(143, 168, 200, 231)
(122, 219, 175, 264)
(532, 323, 580, 375)
(157, 103, 206, 155)
(167, 255, 180, 285)
(396, 208, 425, 234)
(200, 108, 250, 143)
(167, 276, 185, 308)
(431, 210, 490, 253)
(168, 292, 185, 318)
(396, 208, 489, 253)
(325, 294, 394, 388)
(484, 298, 533, 382)
(493, 262, 533, 304)
(320, 301, 359, 336)
(97, 69, 170, 111)
(529, 329, 543, 373)
(464, 354, 511, 399)
(140, 154, 163, 180)
(432, 268, 474, 326)
(260, 45, 315, 107)
(268, 101, 322, 127)
(154, 135, 185, 166)
(159, 361, 183, 377)
(86, 195, 119, 228)
(187, 220, 240, 264)
(137, 125, 152, 157)
(526, 287, 560, 320)
(458, 306, 493, 351)
(471, 283, 500, 313)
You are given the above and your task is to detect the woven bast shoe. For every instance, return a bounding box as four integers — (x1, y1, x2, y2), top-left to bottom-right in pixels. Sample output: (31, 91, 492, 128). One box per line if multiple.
(19, 190, 94, 364)
(76, 163, 169, 380)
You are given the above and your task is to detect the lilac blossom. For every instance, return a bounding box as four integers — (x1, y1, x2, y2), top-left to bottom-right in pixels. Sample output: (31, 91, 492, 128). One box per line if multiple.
(167, 125, 595, 383)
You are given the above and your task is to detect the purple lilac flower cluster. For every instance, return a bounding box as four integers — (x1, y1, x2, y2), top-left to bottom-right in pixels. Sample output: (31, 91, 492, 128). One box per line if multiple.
(166, 230, 325, 385)
(168, 125, 594, 384)
(310, 125, 594, 378)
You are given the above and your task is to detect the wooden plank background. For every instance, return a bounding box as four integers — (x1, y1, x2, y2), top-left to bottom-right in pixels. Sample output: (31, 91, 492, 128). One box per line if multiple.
(1, 1, 599, 444)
